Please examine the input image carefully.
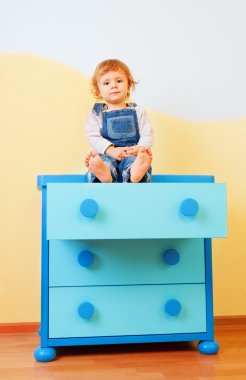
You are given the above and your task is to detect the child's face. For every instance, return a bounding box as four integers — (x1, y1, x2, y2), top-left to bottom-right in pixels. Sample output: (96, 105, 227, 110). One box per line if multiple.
(97, 69, 129, 107)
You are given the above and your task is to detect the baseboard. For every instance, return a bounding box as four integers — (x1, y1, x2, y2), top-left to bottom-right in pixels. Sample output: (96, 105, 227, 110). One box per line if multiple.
(0, 322, 40, 334)
(214, 315, 246, 328)
(0, 316, 245, 335)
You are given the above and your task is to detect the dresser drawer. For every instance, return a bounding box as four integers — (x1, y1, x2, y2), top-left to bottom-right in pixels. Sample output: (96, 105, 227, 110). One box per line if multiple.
(46, 183, 227, 240)
(49, 284, 206, 338)
(49, 239, 205, 286)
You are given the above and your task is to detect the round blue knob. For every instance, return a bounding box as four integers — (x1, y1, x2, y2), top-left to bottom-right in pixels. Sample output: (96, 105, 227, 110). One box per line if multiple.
(78, 302, 94, 319)
(165, 299, 181, 316)
(80, 199, 99, 217)
(78, 250, 95, 267)
(180, 198, 199, 217)
(163, 249, 180, 265)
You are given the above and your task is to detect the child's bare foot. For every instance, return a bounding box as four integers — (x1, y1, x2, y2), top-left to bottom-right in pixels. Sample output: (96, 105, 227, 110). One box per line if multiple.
(130, 147, 152, 183)
(84, 152, 112, 182)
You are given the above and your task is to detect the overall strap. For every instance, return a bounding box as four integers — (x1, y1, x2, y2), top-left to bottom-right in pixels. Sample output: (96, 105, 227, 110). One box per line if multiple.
(92, 103, 107, 116)
(127, 102, 137, 109)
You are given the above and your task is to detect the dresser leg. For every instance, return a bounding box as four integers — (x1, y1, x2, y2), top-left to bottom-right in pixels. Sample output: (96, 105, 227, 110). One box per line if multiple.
(197, 340, 219, 355)
(34, 346, 57, 362)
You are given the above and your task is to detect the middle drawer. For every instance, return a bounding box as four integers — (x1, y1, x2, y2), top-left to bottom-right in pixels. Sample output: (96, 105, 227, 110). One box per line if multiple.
(49, 239, 205, 286)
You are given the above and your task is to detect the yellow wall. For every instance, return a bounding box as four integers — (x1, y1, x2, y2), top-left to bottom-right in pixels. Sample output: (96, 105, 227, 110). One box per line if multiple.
(0, 54, 245, 322)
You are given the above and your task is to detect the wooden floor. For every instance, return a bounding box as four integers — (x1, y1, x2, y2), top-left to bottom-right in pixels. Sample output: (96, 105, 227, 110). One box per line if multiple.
(0, 325, 245, 380)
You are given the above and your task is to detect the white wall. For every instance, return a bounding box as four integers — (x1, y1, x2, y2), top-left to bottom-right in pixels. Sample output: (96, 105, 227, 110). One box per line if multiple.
(1, 0, 246, 120)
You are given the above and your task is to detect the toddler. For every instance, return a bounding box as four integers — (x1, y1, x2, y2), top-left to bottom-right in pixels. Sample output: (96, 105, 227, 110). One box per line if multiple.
(84, 59, 153, 183)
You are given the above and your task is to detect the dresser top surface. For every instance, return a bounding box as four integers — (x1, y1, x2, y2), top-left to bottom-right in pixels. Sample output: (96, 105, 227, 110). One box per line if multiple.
(37, 174, 215, 189)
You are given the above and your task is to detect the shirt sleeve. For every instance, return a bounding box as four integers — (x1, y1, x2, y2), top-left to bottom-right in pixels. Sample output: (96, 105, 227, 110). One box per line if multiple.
(84, 111, 113, 154)
(136, 106, 154, 147)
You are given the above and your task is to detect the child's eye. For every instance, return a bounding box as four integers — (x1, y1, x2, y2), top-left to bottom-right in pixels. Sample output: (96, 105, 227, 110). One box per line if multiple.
(103, 81, 110, 85)
(117, 79, 123, 83)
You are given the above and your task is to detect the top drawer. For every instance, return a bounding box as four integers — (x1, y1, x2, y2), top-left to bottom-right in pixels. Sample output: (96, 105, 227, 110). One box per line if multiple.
(46, 183, 227, 240)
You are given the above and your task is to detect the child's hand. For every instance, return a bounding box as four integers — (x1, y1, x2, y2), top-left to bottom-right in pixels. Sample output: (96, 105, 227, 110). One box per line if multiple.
(105, 146, 128, 160)
(125, 146, 140, 157)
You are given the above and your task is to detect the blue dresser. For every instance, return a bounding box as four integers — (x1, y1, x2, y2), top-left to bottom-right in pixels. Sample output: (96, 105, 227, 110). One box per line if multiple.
(34, 174, 227, 362)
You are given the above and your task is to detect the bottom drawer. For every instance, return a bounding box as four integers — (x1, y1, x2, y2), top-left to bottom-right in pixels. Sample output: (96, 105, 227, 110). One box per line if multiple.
(49, 284, 206, 338)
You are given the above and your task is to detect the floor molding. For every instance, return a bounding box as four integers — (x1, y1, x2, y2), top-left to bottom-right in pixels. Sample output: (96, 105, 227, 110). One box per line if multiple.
(0, 322, 40, 334)
(0, 316, 245, 335)
(214, 315, 246, 328)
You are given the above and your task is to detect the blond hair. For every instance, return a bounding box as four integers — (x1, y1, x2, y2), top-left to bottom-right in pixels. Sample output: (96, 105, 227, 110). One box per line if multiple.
(91, 59, 137, 100)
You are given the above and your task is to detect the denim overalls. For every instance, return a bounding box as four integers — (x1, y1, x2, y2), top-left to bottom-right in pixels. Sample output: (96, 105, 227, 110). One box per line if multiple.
(88, 103, 152, 183)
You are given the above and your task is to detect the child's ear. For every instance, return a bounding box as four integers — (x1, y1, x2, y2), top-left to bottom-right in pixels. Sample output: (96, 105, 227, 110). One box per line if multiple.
(96, 89, 103, 100)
